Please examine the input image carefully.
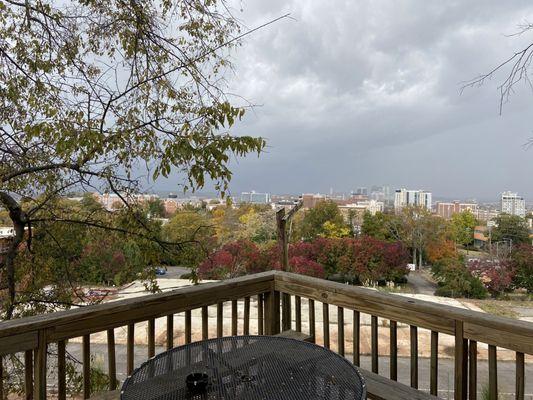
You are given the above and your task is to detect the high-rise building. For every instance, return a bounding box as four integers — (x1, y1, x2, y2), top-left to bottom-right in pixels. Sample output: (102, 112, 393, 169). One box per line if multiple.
(500, 191, 526, 217)
(436, 201, 478, 219)
(394, 189, 432, 211)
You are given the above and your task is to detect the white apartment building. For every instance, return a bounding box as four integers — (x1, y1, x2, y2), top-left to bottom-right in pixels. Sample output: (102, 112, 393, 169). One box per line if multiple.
(394, 189, 432, 211)
(501, 191, 526, 218)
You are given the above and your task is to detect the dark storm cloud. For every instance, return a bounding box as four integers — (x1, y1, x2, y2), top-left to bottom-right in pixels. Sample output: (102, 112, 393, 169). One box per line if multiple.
(160, 1, 533, 200)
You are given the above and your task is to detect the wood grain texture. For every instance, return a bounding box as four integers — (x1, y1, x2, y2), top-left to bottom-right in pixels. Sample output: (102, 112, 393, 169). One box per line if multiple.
(410, 325, 418, 389)
(337, 306, 344, 356)
(295, 296, 302, 332)
(371, 315, 378, 374)
(257, 294, 264, 335)
(166, 315, 174, 350)
(308, 299, 315, 342)
(107, 329, 117, 391)
(243, 297, 250, 335)
(454, 321, 465, 400)
(83, 334, 91, 399)
(231, 300, 238, 336)
(430, 331, 438, 396)
(468, 340, 477, 400)
(488, 345, 497, 400)
(390, 320, 397, 381)
(217, 302, 223, 338)
(127, 324, 134, 376)
(24, 349, 33, 400)
(516, 352, 524, 400)
(322, 303, 330, 349)
(57, 340, 66, 400)
(353, 310, 360, 366)
(147, 318, 155, 358)
(202, 306, 209, 340)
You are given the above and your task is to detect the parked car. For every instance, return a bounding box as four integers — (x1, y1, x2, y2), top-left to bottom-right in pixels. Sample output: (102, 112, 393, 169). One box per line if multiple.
(155, 267, 166, 276)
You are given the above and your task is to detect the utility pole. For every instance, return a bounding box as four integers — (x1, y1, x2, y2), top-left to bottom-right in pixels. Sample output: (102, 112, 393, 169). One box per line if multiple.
(276, 199, 303, 332)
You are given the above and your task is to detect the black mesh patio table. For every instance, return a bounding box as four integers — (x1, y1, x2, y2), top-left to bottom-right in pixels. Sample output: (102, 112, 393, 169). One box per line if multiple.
(120, 335, 366, 400)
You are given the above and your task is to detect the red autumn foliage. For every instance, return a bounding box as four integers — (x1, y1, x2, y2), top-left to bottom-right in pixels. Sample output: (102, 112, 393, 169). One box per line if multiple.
(468, 259, 515, 294)
(199, 236, 409, 283)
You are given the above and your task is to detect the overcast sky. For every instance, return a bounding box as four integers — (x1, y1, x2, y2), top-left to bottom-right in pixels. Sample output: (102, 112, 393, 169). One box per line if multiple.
(159, 1, 533, 201)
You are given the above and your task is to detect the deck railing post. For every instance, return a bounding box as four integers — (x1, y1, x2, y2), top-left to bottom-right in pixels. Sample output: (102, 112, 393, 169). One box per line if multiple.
(34, 330, 47, 400)
(264, 290, 280, 335)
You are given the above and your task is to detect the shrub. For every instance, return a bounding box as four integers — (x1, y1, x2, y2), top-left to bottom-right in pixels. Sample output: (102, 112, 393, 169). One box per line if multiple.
(468, 259, 515, 295)
(511, 244, 533, 293)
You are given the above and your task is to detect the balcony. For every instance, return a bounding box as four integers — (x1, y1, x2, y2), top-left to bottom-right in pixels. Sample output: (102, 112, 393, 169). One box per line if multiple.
(0, 271, 531, 399)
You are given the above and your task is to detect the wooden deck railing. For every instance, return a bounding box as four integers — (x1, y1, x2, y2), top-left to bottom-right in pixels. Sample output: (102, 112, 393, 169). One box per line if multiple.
(0, 271, 530, 400)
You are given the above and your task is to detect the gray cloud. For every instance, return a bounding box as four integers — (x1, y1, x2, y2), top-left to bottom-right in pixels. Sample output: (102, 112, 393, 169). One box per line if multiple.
(159, 1, 533, 201)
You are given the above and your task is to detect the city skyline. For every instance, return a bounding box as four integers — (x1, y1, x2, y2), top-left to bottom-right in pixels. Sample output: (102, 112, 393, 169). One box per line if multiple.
(153, 0, 533, 200)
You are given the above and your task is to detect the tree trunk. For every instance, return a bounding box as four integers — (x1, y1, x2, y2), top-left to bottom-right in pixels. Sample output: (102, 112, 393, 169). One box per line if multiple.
(418, 249, 423, 270)
(0, 191, 26, 319)
(412, 247, 417, 267)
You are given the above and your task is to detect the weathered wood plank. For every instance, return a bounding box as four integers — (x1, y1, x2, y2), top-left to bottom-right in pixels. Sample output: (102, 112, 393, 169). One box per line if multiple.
(202, 306, 209, 340)
(455, 321, 466, 400)
(295, 296, 302, 332)
(257, 294, 264, 335)
(147, 318, 155, 358)
(34, 330, 47, 400)
(469, 340, 477, 400)
(390, 320, 397, 381)
(308, 299, 315, 342)
(231, 300, 238, 336)
(127, 324, 134, 376)
(24, 349, 33, 400)
(166, 315, 174, 350)
(57, 340, 66, 400)
(281, 293, 291, 332)
(0, 332, 37, 356)
(217, 302, 223, 338)
(243, 297, 250, 335)
(516, 351, 524, 400)
(185, 310, 192, 344)
(430, 331, 438, 396)
(488, 345, 497, 400)
(371, 315, 378, 374)
(107, 329, 117, 391)
(264, 291, 280, 335)
(410, 325, 418, 389)
(360, 368, 440, 400)
(337, 306, 345, 356)
(322, 303, 330, 349)
(353, 310, 360, 366)
(83, 334, 91, 399)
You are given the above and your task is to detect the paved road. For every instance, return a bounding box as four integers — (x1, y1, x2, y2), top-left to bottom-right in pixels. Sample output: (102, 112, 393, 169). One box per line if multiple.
(64, 342, 533, 399)
(407, 270, 437, 295)
(158, 266, 191, 279)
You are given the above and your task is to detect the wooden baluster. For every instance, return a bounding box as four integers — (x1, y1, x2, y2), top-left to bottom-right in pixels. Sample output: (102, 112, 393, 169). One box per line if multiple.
(322, 303, 330, 349)
(217, 302, 224, 338)
(282, 293, 292, 331)
(127, 324, 135, 376)
(454, 321, 466, 400)
(257, 294, 264, 335)
(410, 325, 418, 389)
(185, 310, 192, 344)
(231, 300, 238, 336)
(148, 318, 155, 358)
(244, 297, 250, 335)
(371, 315, 378, 374)
(308, 299, 315, 342)
(57, 340, 66, 400)
(24, 350, 33, 400)
(34, 330, 47, 400)
(353, 310, 360, 367)
(469, 340, 477, 400)
(107, 329, 117, 391)
(337, 306, 345, 356)
(264, 290, 280, 335)
(202, 306, 209, 340)
(83, 334, 91, 399)
(294, 296, 302, 332)
(390, 321, 397, 381)
(488, 345, 497, 400)
(166, 315, 174, 350)
(430, 331, 439, 396)
(516, 352, 525, 400)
